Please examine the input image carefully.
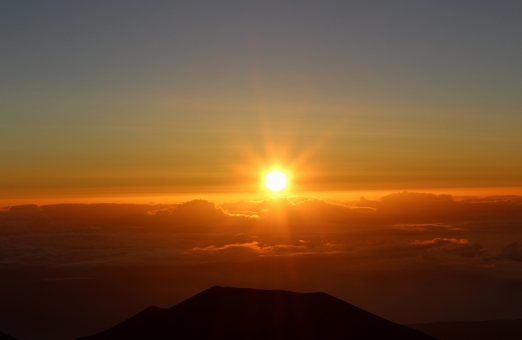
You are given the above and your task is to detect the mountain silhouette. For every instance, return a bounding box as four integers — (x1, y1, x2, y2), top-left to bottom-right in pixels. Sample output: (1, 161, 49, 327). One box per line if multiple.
(408, 319, 522, 340)
(0, 331, 17, 340)
(77, 286, 436, 340)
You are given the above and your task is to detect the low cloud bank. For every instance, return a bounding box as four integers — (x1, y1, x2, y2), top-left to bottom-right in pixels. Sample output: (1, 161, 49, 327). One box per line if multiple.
(0, 192, 522, 268)
(2, 192, 522, 340)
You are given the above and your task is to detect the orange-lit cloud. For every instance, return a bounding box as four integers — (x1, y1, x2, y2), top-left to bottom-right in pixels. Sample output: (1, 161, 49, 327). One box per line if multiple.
(2, 192, 522, 268)
(2, 192, 522, 337)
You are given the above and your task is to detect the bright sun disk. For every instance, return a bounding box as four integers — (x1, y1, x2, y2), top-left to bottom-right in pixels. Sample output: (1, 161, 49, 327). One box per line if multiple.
(265, 170, 288, 192)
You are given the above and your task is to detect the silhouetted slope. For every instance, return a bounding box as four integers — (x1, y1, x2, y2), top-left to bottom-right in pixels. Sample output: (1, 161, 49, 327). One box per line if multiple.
(78, 286, 436, 340)
(408, 319, 522, 340)
(0, 330, 17, 340)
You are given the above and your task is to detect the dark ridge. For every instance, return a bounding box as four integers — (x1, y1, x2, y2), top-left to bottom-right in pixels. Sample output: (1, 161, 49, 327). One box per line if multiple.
(78, 286, 436, 340)
(408, 319, 522, 340)
(0, 330, 17, 340)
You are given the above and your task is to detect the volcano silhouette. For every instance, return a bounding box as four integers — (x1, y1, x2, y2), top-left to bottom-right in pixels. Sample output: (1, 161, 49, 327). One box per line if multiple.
(78, 286, 436, 339)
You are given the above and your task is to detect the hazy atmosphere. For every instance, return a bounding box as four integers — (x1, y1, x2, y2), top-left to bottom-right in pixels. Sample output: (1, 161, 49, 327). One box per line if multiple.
(1, 1, 522, 340)
(2, 1, 522, 202)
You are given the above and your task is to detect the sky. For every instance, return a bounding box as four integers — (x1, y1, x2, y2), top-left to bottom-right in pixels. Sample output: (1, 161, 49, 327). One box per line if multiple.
(1, 2, 522, 340)
(1, 1, 522, 203)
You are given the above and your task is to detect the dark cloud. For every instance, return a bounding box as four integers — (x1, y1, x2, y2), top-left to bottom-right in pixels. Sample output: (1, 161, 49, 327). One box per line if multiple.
(495, 242, 522, 262)
(147, 200, 227, 222)
(443, 242, 486, 258)
(2, 192, 522, 340)
(8, 204, 39, 212)
(1, 193, 522, 268)
(354, 238, 475, 261)
(354, 192, 522, 223)
(222, 197, 376, 224)
(459, 195, 522, 204)
(40, 203, 173, 223)
(220, 192, 522, 227)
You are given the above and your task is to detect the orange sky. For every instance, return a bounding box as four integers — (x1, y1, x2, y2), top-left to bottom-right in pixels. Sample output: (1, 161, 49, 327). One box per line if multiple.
(3, 187, 522, 207)
(2, 3, 522, 340)
(2, 2, 522, 202)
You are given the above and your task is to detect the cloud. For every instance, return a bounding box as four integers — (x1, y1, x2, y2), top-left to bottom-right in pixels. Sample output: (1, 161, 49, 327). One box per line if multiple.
(444, 242, 486, 258)
(1, 193, 522, 268)
(190, 241, 267, 254)
(187, 239, 341, 260)
(220, 192, 522, 226)
(2, 192, 522, 340)
(381, 192, 455, 207)
(411, 238, 468, 246)
(221, 197, 376, 224)
(460, 195, 522, 204)
(353, 238, 476, 261)
(143, 200, 228, 224)
(354, 192, 522, 223)
(495, 242, 522, 262)
(8, 204, 39, 212)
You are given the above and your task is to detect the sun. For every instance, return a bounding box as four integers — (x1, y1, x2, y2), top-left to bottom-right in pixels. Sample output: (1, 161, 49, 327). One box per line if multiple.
(265, 170, 288, 192)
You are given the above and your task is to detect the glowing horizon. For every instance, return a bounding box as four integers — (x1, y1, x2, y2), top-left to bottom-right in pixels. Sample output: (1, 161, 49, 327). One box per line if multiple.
(2, 3, 521, 200)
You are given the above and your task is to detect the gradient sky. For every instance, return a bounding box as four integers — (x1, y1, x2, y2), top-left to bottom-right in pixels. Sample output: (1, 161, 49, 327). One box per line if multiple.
(2, 4, 522, 339)
(1, 1, 522, 202)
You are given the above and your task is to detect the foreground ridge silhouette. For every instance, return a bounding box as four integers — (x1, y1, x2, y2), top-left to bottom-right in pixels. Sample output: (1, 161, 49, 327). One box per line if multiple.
(408, 319, 522, 340)
(77, 286, 436, 340)
(0, 331, 17, 340)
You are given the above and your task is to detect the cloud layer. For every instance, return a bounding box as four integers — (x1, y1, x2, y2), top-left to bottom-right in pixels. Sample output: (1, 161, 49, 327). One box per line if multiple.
(2, 192, 522, 268)
(2, 192, 522, 340)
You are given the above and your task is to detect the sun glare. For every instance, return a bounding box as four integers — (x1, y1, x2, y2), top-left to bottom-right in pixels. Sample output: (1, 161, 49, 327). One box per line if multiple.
(265, 170, 288, 192)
